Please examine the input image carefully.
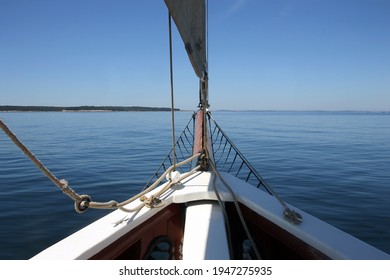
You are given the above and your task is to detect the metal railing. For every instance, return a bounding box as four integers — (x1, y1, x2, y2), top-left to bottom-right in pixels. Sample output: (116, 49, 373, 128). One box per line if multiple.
(144, 111, 272, 195)
(207, 113, 272, 195)
(143, 113, 196, 189)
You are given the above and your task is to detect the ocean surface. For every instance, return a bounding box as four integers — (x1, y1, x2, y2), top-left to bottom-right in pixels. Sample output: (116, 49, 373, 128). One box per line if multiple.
(0, 111, 389, 259)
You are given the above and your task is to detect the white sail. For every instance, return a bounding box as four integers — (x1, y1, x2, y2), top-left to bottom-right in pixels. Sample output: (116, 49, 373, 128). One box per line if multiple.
(164, 0, 207, 79)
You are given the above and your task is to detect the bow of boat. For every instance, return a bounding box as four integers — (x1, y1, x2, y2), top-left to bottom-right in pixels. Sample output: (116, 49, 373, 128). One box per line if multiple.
(31, 170, 389, 260)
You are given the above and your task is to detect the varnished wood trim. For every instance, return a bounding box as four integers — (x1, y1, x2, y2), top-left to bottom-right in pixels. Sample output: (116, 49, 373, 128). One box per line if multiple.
(90, 203, 185, 260)
(193, 109, 204, 155)
(226, 202, 331, 259)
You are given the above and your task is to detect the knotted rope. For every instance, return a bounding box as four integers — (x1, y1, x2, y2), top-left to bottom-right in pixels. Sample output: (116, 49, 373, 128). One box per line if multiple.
(1, 118, 200, 213)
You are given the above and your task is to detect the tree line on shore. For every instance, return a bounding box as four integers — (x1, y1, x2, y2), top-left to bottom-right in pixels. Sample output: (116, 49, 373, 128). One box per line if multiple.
(0, 105, 179, 112)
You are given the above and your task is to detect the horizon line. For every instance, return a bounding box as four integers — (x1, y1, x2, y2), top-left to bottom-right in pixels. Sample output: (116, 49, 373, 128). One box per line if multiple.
(1, 105, 389, 114)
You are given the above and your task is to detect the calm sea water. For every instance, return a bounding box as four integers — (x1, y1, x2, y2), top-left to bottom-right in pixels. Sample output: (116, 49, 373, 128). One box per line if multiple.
(0, 111, 389, 259)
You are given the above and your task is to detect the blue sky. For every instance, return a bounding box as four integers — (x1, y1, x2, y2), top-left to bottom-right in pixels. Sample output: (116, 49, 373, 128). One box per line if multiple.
(1, 0, 389, 111)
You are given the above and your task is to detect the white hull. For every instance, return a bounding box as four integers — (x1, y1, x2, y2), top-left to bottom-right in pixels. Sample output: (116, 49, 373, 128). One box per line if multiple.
(32, 171, 389, 260)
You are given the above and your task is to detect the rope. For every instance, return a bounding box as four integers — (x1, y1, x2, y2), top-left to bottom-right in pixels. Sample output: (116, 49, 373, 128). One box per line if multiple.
(208, 157, 262, 260)
(1, 118, 201, 213)
(0, 119, 82, 203)
(211, 170, 234, 259)
(89, 163, 201, 213)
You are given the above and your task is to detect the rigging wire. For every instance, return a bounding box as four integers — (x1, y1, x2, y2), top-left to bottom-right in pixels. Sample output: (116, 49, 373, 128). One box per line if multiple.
(168, 12, 177, 171)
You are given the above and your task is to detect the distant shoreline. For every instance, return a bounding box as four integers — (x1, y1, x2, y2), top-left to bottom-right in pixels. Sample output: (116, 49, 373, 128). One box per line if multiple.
(0, 105, 180, 112)
(1, 106, 388, 114)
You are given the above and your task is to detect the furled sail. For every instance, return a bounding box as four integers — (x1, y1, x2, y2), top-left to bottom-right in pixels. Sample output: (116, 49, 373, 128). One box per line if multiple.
(164, 0, 207, 79)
